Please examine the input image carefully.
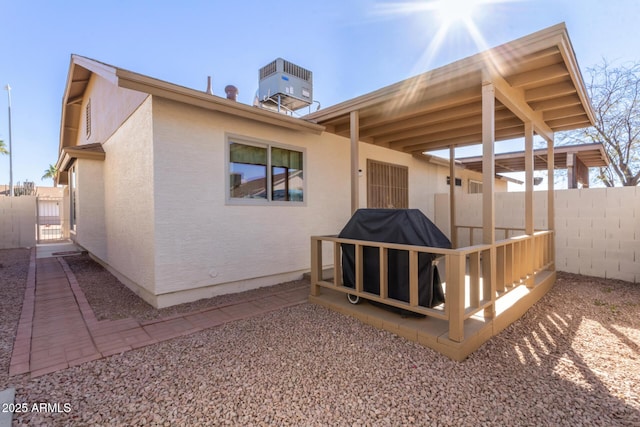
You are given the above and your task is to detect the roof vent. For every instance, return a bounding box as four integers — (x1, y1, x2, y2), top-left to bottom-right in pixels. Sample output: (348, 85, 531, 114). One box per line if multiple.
(206, 76, 213, 95)
(225, 85, 238, 101)
(258, 58, 312, 113)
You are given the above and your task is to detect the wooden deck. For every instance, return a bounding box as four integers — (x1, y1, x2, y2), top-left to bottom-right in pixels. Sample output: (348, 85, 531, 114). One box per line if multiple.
(309, 231, 555, 361)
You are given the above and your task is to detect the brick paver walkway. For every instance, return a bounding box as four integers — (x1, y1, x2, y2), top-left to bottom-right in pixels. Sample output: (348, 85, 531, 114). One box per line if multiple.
(9, 249, 309, 378)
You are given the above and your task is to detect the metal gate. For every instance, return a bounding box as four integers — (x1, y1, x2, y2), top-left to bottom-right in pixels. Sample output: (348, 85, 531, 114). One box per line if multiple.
(37, 197, 67, 242)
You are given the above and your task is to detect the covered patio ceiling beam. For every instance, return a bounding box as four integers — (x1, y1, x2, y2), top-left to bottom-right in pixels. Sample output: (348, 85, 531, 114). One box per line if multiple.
(331, 87, 482, 135)
(525, 81, 576, 102)
(403, 126, 525, 153)
(542, 105, 586, 121)
(546, 115, 591, 129)
(390, 116, 522, 151)
(500, 47, 562, 76)
(491, 72, 554, 142)
(550, 122, 593, 132)
(530, 94, 582, 111)
(358, 101, 489, 139)
(494, 160, 519, 173)
(374, 109, 515, 145)
(506, 63, 569, 88)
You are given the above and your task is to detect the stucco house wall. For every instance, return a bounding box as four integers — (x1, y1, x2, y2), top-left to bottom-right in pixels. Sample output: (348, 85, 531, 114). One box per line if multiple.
(73, 159, 106, 260)
(79, 73, 148, 148)
(150, 98, 352, 306)
(59, 56, 511, 308)
(102, 97, 157, 301)
(358, 142, 504, 219)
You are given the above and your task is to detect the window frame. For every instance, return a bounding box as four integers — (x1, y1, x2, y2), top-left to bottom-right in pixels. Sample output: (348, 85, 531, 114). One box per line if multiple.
(225, 134, 306, 206)
(468, 179, 483, 194)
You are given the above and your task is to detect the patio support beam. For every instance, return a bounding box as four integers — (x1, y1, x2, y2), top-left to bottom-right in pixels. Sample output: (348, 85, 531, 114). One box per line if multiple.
(482, 82, 496, 319)
(525, 122, 535, 287)
(525, 121, 534, 236)
(491, 72, 554, 142)
(449, 145, 457, 248)
(547, 137, 556, 270)
(350, 110, 360, 214)
(482, 82, 495, 246)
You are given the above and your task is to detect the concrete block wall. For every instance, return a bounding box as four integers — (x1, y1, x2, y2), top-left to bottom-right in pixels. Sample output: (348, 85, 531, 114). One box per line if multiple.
(434, 187, 639, 283)
(0, 196, 37, 249)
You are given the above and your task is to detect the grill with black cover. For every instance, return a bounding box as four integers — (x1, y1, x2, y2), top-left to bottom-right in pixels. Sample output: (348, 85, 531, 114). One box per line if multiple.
(339, 209, 451, 308)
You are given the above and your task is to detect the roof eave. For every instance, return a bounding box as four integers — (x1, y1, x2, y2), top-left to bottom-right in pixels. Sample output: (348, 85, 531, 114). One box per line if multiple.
(115, 69, 325, 135)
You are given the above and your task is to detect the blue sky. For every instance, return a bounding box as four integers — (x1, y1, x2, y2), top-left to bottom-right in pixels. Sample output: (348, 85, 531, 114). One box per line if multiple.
(1, 0, 640, 187)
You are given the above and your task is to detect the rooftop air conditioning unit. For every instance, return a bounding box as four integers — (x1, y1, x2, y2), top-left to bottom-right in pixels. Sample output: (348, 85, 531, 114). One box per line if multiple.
(258, 58, 312, 112)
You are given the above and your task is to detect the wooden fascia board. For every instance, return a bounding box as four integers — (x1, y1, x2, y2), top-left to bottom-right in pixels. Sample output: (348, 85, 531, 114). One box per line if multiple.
(57, 144, 106, 172)
(116, 70, 324, 135)
(303, 60, 485, 123)
(59, 56, 120, 154)
(556, 34, 596, 126)
(71, 55, 118, 85)
(490, 72, 554, 142)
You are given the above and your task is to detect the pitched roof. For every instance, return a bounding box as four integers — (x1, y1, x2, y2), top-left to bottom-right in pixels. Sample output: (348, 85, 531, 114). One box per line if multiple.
(58, 55, 325, 153)
(304, 23, 595, 153)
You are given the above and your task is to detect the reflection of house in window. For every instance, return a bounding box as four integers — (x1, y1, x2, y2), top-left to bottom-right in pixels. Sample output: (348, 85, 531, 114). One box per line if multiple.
(229, 140, 303, 202)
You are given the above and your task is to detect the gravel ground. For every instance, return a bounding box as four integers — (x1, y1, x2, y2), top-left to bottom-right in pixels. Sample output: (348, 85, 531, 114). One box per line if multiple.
(64, 254, 307, 321)
(1, 249, 639, 426)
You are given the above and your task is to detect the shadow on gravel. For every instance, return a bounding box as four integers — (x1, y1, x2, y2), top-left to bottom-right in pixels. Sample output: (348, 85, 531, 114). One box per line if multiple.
(479, 272, 640, 424)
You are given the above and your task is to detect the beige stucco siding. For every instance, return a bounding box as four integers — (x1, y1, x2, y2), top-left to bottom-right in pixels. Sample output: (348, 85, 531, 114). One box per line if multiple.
(73, 159, 106, 259)
(357, 143, 501, 219)
(151, 98, 350, 295)
(101, 96, 156, 296)
(77, 73, 148, 147)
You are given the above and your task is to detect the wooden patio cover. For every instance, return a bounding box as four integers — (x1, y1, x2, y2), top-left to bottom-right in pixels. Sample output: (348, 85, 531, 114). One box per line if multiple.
(456, 143, 608, 173)
(304, 22, 594, 153)
(304, 22, 596, 244)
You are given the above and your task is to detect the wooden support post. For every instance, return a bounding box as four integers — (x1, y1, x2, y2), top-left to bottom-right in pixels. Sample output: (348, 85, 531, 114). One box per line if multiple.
(524, 122, 535, 288)
(482, 82, 496, 318)
(567, 152, 577, 189)
(483, 247, 496, 315)
(447, 253, 466, 342)
(409, 251, 419, 307)
(505, 243, 513, 287)
(449, 145, 457, 248)
(547, 137, 556, 271)
(469, 252, 480, 307)
(524, 122, 534, 236)
(482, 83, 495, 246)
(350, 110, 360, 214)
(355, 244, 363, 293)
(496, 246, 505, 293)
(310, 238, 321, 296)
(333, 242, 342, 287)
(379, 247, 388, 299)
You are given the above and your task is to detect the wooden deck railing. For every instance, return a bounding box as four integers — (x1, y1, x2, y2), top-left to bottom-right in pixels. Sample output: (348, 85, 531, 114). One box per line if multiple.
(455, 225, 532, 247)
(310, 230, 554, 343)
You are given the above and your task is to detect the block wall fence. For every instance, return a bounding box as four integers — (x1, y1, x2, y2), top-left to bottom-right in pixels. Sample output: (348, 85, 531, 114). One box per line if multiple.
(0, 196, 36, 249)
(434, 186, 640, 283)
